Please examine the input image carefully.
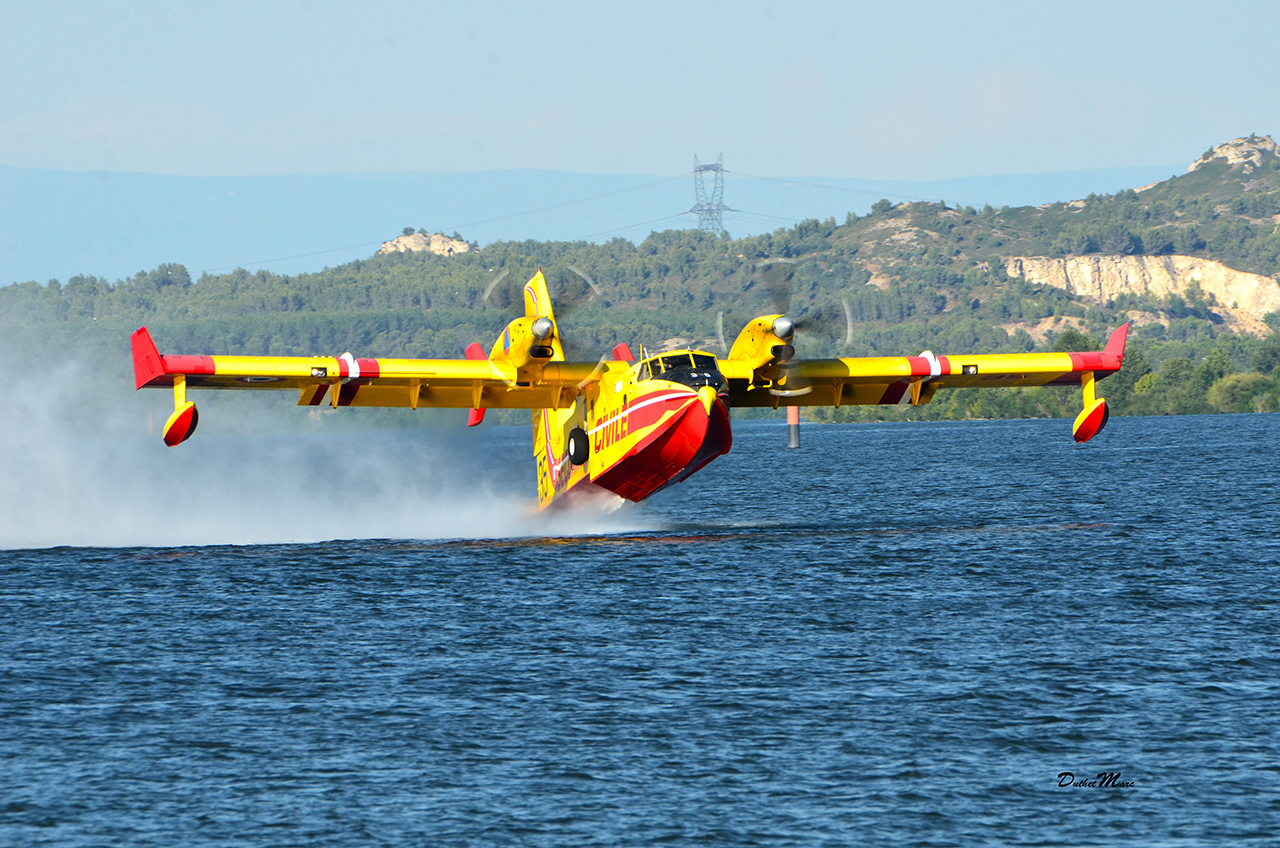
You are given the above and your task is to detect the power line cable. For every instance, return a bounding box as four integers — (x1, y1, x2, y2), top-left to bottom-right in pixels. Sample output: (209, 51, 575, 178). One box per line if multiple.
(444, 175, 687, 232)
(725, 210, 802, 225)
(203, 240, 387, 274)
(726, 170, 938, 204)
(577, 213, 692, 242)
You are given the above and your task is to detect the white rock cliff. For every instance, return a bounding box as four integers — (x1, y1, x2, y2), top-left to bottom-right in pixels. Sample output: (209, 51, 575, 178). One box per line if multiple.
(1005, 255, 1280, 336)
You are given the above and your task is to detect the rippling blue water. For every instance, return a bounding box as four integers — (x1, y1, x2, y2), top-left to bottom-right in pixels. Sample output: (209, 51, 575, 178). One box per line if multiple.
(4, 415, 1280, 846)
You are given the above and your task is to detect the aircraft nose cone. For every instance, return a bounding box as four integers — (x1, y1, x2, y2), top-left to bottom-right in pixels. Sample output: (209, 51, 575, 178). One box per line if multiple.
(698, 385, 717, 416)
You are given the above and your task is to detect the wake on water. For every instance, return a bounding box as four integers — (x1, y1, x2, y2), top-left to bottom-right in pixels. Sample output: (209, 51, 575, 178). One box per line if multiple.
(0, 359, 653, 550)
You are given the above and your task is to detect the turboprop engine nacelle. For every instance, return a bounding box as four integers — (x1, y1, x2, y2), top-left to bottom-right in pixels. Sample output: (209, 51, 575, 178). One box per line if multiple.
(728, 314, 794, 370)
(489, 315, 561, 369)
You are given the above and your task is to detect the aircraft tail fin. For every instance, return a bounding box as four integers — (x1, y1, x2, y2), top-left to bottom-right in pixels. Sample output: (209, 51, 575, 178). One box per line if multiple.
(523, 268, 554, 321)
(131, 327, 166, 389)
(526, 273, 589, 507)
(1103, 322, 1129, 364)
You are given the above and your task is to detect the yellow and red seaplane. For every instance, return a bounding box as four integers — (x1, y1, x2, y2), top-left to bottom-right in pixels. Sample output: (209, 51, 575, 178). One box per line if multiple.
(132, 270, 1128, 509)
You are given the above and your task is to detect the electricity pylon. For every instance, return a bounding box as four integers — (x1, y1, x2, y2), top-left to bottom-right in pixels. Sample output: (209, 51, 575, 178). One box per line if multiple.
(691, 153, 729, 232)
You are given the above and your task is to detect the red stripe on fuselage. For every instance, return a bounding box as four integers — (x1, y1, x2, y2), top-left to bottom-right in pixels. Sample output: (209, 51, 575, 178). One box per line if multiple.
(619, 389, 695, 432)
(592, 397, 731, 503)
(589, 388, 695, 451)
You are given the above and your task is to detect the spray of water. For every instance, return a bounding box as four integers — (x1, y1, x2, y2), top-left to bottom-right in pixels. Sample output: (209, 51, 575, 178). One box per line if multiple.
(0, 357, 653, 549)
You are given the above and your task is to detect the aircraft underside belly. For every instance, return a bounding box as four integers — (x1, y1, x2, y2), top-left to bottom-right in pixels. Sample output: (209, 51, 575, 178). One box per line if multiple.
(592, 400, 732, 503)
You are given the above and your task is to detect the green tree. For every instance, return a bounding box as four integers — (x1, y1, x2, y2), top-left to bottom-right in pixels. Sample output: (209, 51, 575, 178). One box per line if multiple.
(1252, 333, 1280, 374)
(1052, 327, 1100, 351)
(1208, 372, 1276, 413)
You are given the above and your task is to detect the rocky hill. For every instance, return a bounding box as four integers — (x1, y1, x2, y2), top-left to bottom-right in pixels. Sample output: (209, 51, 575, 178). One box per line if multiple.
(378, 231, 472, 257)
(1011, 136, 1280, 335)
(826, 135, 1280, 340)
(1187, 134, 1280, 177)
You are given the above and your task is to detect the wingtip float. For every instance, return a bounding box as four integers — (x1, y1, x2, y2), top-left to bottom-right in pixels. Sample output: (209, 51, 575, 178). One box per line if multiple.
(132, 271, 1129, 508)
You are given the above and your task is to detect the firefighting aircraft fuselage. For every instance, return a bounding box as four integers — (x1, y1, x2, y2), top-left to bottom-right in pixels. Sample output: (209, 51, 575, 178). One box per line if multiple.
(131, 270, 1128, 509)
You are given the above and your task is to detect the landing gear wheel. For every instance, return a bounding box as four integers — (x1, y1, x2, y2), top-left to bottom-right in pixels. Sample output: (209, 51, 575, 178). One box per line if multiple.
(567, 427, 589, 466)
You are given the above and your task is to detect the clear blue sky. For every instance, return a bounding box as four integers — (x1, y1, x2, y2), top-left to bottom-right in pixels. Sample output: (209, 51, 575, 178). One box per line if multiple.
(1, 1, 1276, 179)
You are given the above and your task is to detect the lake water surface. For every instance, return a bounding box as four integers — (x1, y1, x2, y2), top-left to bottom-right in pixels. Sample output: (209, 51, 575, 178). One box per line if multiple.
(3, 415, 1279, 846)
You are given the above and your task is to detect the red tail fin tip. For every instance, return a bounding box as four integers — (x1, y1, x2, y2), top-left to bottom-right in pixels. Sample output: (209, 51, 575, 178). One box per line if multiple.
(1103, 323, 1129, 365)
(131, 327, 166, 389)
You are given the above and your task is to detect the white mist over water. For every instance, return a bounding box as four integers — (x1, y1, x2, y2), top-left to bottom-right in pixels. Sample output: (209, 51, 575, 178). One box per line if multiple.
(0, 360, 651, 549)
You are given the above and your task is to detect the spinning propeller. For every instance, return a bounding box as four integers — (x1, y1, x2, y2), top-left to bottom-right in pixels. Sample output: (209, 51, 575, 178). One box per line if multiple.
(481, 265, 608, 360)
(757, 259, 854, 348)
(723, 259, 855, 396)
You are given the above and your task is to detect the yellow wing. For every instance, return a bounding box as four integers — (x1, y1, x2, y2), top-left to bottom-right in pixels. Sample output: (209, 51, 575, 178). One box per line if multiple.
(130, 268, 624, 462)
(718, 321, 1127, 407)
(719, 319, 1129, 442)
(132, 328, 599, 411)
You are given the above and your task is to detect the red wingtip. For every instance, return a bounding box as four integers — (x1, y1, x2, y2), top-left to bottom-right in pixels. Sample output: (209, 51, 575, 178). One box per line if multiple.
(612, 343, 636, 362)
(130, 327, 166, 389)
(1103, 323, 1130, 365)
(464, 342, 486, 361)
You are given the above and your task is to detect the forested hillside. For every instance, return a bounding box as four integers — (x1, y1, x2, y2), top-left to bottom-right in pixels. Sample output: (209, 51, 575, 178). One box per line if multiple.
(4, 137, 1280, 426)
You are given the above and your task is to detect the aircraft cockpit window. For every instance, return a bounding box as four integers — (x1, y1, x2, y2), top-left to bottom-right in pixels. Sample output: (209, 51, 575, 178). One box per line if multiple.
(638, 353, 723, 388)
(660, 354, 693, 371)
(690, 354, 717, 370)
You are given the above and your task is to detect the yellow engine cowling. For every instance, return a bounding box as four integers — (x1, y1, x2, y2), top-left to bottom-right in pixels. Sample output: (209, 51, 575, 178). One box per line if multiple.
(727, 314, 793, 371)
